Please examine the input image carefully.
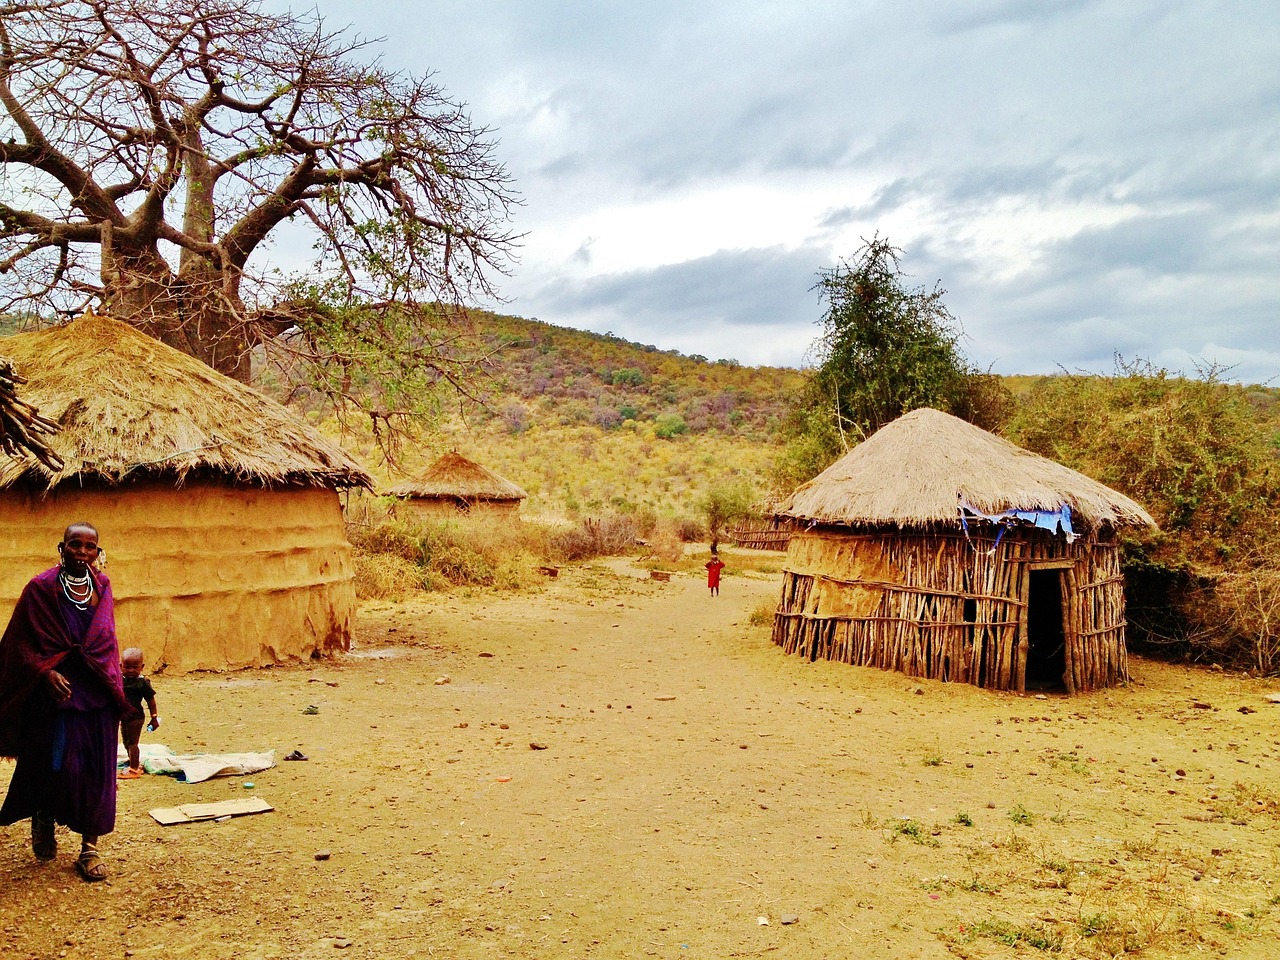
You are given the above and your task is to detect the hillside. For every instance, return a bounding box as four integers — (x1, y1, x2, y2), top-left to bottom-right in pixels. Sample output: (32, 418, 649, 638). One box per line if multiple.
(336, 311, 808, 521)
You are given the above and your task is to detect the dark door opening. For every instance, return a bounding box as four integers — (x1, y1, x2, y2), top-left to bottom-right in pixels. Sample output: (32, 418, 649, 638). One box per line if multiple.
(1026, 569, 1067, 691)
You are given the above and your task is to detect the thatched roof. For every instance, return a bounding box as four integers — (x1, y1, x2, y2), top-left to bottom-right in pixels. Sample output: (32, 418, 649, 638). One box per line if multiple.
(0, 356, 62, 470)
(776, 407, 1156, 532)
(386, 451, 527, 502)
(0, 311, 372, 491)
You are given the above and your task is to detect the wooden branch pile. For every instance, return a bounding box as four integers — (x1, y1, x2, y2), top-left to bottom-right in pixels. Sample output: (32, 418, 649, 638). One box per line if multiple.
(0, 357, 62, 470)
(771, 529, 1128, 693)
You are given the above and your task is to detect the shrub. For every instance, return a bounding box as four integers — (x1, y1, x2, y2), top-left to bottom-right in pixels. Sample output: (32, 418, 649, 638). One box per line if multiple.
(654, 413, 688, 438)
(1004, 360, 1280, 668)
(346, 504, 550, 593)
(353, 553, 425, 600)
(548, 514, 639, 561)
(746, 601, 776, 627)
(675, 515, 707, 542)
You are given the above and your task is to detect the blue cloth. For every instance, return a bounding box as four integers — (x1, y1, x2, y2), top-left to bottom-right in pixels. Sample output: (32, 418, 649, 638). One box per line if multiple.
(959, 501, 1076, 541)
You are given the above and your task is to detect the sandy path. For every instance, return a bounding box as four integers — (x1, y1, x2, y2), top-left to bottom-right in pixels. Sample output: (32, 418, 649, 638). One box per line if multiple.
(2, 557, 1279, 959)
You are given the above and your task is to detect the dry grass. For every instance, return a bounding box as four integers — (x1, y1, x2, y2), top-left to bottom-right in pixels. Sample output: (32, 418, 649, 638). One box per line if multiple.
(346, 498, 650, 595)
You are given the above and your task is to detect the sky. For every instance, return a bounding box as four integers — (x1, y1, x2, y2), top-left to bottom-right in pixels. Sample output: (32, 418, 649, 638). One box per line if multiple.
(277, 0, 1279, 381)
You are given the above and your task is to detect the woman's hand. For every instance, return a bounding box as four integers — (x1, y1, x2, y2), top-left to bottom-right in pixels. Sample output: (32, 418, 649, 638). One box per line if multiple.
(46, 670, 71, 702)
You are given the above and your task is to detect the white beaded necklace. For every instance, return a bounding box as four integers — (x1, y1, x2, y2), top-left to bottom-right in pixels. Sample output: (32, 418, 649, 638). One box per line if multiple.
(59, 569, 93, 610)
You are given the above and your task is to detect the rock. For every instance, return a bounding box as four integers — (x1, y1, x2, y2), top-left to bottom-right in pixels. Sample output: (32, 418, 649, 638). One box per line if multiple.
(530, 742, 548, 750)
(302, 705, 320, 715)
(1238, 706, 1256, 714)
(655, 695, 676, 701)
(333, 939, 351, 949)
(781, 914, 799, 925)
(479, 652, 494, 658)
(314, 850, 331, 861)
(435, 676, 451, 685)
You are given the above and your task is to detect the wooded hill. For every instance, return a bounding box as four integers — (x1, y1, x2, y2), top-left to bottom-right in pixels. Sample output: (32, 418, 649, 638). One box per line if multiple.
(334, 310, 807, 520)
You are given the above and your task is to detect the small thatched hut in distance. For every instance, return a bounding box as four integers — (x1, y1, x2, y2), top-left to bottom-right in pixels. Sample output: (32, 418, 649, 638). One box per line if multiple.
(0, 311, 373, 673)
(772, 408, 1156, 694)
(386, 452, 527, 519)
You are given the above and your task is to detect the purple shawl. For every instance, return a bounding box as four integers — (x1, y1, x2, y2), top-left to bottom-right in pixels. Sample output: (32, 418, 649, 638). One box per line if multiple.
(0, 567, 128, 757)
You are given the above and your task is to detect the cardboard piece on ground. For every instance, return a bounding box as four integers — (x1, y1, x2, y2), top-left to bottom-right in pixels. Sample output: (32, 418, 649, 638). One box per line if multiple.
(149, 796, 273, 826)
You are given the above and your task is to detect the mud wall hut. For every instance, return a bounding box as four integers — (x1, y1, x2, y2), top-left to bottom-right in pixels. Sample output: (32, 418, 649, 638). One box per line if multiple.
(0, 311, 373, 674)
(771, 408, 1156, 694)
(386, 452, 527, 519)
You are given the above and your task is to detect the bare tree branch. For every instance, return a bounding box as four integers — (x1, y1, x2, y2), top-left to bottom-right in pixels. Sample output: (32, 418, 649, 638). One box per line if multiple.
(0, 0, 518, 401)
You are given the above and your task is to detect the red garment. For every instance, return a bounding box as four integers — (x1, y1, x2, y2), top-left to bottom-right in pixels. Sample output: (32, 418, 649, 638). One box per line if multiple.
(0, 567, 127, 758)
(705, 558, 725, 589)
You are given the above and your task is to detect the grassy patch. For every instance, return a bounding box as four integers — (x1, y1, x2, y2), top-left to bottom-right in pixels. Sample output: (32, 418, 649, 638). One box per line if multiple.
(960, 918, 1063, 952)
(1008, 803, 1036, 826)
(885, 818, 939, 846)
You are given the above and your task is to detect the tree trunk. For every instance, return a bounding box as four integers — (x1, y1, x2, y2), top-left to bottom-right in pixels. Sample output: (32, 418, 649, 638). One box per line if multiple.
(102, 244, 252, 382)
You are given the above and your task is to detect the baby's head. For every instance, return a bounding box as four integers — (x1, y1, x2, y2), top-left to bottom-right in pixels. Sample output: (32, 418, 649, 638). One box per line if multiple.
(121, 647, 145, 678)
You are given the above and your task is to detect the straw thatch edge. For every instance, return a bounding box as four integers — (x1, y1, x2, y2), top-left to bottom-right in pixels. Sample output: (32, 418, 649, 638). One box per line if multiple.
(0, 312, 372, 492)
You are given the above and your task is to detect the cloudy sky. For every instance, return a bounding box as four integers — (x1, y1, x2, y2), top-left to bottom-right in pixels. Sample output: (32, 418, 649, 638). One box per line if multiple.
(284, 0, 1278, 381)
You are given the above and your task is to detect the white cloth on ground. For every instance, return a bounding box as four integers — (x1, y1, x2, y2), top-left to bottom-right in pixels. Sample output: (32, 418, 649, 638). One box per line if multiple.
(117, 743, 276, 783)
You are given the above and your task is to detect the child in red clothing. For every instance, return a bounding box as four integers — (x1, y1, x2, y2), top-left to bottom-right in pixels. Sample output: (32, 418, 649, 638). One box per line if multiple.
(118, 647, 159, 779)
(705, 552, 726, 596)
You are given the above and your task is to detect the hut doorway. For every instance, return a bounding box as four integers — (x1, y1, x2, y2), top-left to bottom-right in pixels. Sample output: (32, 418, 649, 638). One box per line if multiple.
(1025, 567, 1068, 690)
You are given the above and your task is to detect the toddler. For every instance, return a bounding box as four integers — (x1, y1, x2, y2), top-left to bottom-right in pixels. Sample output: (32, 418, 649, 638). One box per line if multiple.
(118, 647, 159, 779)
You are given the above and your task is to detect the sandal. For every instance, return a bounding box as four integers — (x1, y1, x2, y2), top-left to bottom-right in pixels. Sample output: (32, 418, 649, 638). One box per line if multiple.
(31, 812, 56, 861)
(117, 767, 143, 779)
(75, 845, 107, 882)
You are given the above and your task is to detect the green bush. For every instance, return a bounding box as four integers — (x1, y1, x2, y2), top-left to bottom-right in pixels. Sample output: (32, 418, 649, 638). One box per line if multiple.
(654, 413, 688, 438)
(1004, 361, 1280, 667)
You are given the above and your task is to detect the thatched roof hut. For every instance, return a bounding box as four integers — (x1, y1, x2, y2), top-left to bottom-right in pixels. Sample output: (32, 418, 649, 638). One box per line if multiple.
(0, 310, 373, 673)
(386, 451, 527, 517)
(772, 408, 1156, 693)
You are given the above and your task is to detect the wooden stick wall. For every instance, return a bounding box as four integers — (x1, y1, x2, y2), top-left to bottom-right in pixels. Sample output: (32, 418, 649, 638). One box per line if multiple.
(770, 527, 1129, 692)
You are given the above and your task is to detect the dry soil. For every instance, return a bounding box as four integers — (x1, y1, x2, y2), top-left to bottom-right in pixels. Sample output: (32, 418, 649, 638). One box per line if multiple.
(2, 556, 1280, 959)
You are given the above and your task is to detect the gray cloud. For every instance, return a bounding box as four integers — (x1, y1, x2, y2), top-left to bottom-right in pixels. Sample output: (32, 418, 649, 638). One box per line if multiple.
(271, 1, 1280, 381)
(533, 246, 824, 334)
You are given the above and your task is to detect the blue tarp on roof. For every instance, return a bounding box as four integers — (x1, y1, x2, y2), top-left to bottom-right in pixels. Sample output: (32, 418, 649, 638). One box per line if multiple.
(959, 501, 1076, 544)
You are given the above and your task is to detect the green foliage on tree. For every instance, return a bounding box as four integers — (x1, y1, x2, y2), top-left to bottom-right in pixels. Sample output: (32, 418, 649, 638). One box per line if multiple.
(696, 481, 756, 550)
(776, 237, 1009, 491)
(1004, 359, 1280, 669)
(809, 237, 970, 440)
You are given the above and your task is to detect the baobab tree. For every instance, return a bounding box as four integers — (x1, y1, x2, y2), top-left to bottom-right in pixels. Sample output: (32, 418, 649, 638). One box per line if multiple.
(0, 0, 516, 414)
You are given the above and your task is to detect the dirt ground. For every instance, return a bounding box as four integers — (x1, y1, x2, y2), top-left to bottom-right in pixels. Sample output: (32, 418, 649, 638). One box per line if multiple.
(3, 555, 1280, 959)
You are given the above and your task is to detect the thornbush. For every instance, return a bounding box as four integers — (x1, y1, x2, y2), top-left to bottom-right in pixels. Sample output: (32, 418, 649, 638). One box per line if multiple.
(1004, 361, 1280, 669)
(346, 501, 554, 595)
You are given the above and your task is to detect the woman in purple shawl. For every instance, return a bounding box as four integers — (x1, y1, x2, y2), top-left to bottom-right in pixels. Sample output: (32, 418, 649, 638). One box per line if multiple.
(0, 522, 128, 881)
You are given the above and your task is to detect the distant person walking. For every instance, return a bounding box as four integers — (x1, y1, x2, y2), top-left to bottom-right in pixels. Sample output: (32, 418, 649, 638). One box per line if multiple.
(0, 521, 128, 881)
(705, 552, 726, 597)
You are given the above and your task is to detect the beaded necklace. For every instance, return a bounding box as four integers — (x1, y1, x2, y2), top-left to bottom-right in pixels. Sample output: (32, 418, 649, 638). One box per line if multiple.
(59, 569, 94, 610)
